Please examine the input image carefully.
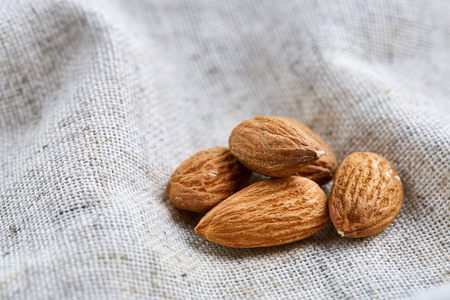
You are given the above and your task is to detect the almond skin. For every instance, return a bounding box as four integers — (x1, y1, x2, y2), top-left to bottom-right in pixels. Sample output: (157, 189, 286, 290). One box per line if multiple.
(166, 146, 252, 213)
(328, 152, 403, 238)
(195, 176, 329, 248)
(278, 117, 338, 185)
(229, 116, 324, 177)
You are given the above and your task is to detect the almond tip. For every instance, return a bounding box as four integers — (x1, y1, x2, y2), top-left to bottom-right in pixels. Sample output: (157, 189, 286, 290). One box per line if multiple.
(316, 150, 325, 158)
(194, 224, 205, 237)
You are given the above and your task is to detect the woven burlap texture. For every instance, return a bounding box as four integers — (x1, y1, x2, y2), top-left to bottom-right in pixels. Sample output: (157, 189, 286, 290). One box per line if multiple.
(1, 0, 449, 299)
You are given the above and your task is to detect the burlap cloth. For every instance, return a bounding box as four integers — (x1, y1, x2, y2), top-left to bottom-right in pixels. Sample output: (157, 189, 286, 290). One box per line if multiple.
(1, 0, 449, 299)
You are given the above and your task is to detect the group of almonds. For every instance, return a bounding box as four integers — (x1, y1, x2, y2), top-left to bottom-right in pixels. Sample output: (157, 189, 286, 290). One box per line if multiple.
(166, 116, 404, 248)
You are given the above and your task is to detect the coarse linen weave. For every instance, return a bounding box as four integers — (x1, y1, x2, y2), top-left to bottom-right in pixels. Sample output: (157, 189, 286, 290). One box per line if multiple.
(0, 0, 449, 299)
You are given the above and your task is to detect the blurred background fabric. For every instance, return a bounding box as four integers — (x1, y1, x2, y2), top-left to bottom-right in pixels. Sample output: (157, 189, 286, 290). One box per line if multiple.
(0, 0, 449, 299)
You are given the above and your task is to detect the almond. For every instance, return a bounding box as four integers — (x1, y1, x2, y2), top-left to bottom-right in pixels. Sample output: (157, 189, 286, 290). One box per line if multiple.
(278, 117, 338, 185)
(328, 152, 403, 238)
(195, 176, 329, 248)
(166, 146, 252, 213)
(229, 116, 324, 177)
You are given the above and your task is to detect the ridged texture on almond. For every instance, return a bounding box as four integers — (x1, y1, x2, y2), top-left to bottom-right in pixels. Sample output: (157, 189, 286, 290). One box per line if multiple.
(166, 146, 252, 213)
(278, 117, 338, 185)
(229, 116, 324, 177)
(328, 152, 403, 238)
(195, 176, 329, 248)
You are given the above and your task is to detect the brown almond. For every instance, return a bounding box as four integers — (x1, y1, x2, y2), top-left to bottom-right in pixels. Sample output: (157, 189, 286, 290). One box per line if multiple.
(328, 152, 403, 238)
(166, 146, 252, 213)
(229, 116, 324, 177)
(195, 176, 329, 248)
(278, 117, 338, 185)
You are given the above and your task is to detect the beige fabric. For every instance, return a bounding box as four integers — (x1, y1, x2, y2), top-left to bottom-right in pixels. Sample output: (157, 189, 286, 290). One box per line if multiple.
(0, 0, 449, 299)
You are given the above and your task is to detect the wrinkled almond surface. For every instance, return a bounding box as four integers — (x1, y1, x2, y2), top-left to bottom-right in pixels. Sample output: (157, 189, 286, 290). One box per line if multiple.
(195, 176, 329, 248)
(278, 117, 338, 185)
(328, 152, 403, 238)
(229, 116, 324, 177)
(166, 146, 251, 213)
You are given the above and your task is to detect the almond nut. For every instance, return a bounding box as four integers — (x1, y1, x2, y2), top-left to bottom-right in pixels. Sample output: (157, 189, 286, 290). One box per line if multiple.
(195, 176, 329, 248)
(328, 152, 403, 238)
(277, 117, 338, 185)
(229, 116, 324, 177)
(166, 146, 252, 213)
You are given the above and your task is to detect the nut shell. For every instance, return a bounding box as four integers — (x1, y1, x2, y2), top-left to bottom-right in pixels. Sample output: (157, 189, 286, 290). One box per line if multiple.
(166, 146, 252, 213)
(195, 176, 329, 248)
(328, 152, 403, 238)
(229, 116, 324, 177)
